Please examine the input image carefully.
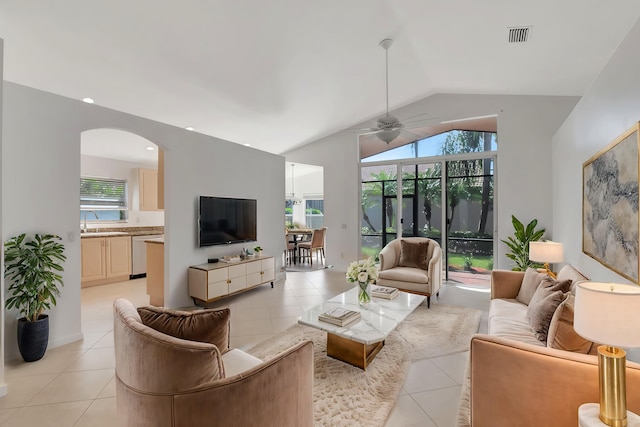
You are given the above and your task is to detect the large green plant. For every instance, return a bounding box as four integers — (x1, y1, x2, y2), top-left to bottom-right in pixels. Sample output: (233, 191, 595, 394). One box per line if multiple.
(500, 215, 545, 271)
(4, 234, 66, 322)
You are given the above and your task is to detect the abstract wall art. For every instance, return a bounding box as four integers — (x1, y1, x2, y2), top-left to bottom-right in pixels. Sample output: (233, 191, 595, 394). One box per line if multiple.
(583, 123, 640, 283)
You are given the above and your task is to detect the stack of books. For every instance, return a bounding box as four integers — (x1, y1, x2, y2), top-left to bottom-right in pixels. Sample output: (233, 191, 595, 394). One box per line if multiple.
(371, 285, 399, 300)
(318, 307, 361, 327)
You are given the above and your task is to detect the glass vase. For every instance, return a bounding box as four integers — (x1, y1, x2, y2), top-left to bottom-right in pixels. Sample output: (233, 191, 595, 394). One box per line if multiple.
(358, 281, 371, 305)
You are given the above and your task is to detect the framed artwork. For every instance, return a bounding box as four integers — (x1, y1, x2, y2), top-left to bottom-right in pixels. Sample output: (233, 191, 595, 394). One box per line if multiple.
(583, 123, 640, 283)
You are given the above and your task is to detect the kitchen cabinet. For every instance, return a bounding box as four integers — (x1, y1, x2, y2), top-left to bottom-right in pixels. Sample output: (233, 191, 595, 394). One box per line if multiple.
(139, 168, 159, 211)
(188, 256, 275, 304)
(81, 235, 132, 287)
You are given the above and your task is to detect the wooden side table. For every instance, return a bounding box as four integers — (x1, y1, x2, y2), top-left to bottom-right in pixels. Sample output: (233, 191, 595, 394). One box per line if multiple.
(578, 403, 640, 427)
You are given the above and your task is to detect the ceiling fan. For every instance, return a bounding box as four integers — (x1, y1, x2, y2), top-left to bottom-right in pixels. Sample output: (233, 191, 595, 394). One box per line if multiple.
(355, 38, 437, 144)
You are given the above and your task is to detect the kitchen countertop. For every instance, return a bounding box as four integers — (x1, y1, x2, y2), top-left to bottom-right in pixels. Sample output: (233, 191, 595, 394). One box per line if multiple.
(80, 226, 164, 238)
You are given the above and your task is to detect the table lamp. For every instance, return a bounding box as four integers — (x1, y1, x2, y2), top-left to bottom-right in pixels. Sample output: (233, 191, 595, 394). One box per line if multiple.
(574, 282, 640, 427)
(529, 241, 563, 278)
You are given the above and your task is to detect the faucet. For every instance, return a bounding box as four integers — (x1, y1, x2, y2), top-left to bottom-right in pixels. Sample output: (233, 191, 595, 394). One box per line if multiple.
(83, 210, 99, 233)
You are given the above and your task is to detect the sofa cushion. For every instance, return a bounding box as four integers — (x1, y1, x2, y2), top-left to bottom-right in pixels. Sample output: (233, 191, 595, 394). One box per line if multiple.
(547, 293, 594, 353)
(222, 348, 264, 377)
(527, 285, 566, 342)
(399, 239, 429, 270)
(557, 264, 589, 294)
(377, 266, 429, 284)
(516, 268, 547, 305)
(138, 306, 230, 353)
(488, 299, 545, 347)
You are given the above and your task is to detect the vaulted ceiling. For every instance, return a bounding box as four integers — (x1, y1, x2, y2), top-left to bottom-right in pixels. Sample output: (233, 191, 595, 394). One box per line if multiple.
(2, 1, 639, 156)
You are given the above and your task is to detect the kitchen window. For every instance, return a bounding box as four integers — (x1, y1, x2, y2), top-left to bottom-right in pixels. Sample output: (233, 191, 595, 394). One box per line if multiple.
(80, 177, 128, 222)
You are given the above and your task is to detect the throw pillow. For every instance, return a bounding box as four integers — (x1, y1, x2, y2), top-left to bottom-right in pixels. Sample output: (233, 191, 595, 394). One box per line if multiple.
(539, 276, 573, 293)
(516, 268, 547, 305)
(527, 285, 566, 343)
(399, 239, 429, 270)
(138, 306, 230, 353)
(547, 293, 594, 353)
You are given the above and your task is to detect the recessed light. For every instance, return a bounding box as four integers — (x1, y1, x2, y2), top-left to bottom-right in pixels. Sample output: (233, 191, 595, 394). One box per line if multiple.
(82, 97, 94, 104)
(244, 143, 251, 147)
(185, 126, 194, 131)
(146, 146, 155, 151)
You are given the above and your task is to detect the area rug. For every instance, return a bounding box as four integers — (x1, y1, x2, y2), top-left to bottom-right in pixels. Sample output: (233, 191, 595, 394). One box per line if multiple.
(247, 302, 482, 427)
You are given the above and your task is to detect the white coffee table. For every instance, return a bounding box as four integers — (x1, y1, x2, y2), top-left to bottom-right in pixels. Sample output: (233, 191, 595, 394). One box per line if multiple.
(298, 287, 425, 370)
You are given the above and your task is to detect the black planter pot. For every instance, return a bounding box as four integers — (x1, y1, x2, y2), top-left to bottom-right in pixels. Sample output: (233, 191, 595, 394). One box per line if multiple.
(17, 315, 49, 362)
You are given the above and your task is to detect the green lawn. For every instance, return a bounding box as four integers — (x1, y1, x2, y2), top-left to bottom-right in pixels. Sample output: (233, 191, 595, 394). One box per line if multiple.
(448, 253, 493, 270)
(360, 247, 492, 271)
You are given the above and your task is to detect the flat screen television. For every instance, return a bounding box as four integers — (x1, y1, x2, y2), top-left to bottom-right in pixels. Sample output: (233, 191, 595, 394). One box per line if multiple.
(198, 196, 257, 247)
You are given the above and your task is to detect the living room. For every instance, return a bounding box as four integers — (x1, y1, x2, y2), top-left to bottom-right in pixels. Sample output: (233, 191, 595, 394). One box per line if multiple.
(2, 2, 640, 426)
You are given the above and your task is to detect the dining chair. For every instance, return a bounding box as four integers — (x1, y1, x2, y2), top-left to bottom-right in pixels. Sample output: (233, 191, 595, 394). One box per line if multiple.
(298, 227, 326, 266)
(284, 231, 296, 265)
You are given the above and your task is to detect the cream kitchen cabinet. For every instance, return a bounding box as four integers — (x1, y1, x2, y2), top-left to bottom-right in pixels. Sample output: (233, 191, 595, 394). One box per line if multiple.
(188, 256, 275, 303)
(81, 235, 132, 287)
(139, 168, 159, 211)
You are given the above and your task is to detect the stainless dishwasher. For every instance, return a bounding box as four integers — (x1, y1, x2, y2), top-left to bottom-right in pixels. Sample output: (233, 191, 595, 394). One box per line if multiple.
(131, 234, 163, 278)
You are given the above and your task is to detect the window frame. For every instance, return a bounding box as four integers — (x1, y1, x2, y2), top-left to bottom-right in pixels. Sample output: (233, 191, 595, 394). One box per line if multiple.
(80, 176, 129, 224)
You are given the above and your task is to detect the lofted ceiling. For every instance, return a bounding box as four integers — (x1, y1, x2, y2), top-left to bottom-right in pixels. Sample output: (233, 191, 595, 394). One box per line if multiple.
(2, 1, 640, 157)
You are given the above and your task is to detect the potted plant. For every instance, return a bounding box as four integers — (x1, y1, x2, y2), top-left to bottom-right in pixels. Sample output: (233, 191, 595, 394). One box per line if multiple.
(254, 246, 263, 256)
(4, 233, 66, 362)
(500, 215, 545, 271)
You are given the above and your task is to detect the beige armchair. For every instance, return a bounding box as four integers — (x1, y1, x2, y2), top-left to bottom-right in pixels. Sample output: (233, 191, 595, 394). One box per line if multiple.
(113, 299, 314, 427)
(377, 237, 442, 308)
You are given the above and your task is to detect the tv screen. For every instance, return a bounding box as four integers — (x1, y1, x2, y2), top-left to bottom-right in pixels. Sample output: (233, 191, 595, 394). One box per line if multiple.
(198, 196, 257, 247)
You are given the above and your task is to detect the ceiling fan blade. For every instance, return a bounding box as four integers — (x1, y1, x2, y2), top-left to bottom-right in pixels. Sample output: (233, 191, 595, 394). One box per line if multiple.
(357, 128, 384, 136)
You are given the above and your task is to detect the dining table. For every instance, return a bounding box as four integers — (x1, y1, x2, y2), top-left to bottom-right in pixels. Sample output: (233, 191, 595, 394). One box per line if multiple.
(286, 229, 313, 264)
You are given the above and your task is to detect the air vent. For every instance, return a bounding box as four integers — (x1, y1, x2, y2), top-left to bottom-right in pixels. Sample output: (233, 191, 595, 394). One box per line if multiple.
(508, 27, 531, 43)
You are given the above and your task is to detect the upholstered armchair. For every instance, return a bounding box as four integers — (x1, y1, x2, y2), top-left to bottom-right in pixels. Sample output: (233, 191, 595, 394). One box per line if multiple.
(377, 237, 442, 308)
(113, 299, 314, 427)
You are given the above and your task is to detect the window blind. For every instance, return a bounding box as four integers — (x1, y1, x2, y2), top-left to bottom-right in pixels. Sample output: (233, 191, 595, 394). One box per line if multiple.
(80, 177, 128, 210)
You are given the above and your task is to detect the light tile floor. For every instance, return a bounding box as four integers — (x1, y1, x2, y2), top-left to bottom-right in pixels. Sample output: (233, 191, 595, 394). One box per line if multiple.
(0, 269, 490, 427)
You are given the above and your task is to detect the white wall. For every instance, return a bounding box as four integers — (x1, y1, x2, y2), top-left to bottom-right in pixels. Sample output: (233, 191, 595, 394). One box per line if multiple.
(0, 39, 7, 396)
(2, 82, 285, 361)
(553, 18, 640, 284)
(81, 154, 164, 228)
(284, 94, 579, 271)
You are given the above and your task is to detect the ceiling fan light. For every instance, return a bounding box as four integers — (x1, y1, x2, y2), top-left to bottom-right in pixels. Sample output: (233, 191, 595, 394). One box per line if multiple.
(378, 128, 401, 144)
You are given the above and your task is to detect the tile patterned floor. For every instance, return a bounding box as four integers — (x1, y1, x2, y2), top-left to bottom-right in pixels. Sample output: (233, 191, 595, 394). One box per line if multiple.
(0, 269, 490, 427)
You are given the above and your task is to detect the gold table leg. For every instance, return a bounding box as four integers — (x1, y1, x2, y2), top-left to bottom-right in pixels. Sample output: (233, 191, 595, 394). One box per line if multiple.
(326, 333, 384, 370)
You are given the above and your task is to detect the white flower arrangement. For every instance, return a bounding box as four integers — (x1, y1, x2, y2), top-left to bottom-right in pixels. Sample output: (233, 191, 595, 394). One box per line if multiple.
(346, 257, 378, 284)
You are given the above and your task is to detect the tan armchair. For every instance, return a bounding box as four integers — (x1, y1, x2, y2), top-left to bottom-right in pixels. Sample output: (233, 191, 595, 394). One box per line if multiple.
(377, 237, 442, 308)
(113, 299, 314, 427)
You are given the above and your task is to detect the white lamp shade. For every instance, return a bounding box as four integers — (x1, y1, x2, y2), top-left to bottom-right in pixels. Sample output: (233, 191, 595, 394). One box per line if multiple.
(574, 282, 640, 348)
(529, 241, 563, 263)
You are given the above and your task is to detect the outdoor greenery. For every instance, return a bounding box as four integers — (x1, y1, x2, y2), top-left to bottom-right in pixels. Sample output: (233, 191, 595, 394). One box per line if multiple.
(448, 253, 493, 271)
(500, 215, 545, 271)
(4, 234, 66, 322)
(360, 130, 496, 266)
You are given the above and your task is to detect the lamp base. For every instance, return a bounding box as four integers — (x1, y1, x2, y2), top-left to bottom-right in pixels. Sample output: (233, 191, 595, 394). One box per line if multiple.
(598, 345, 628, 427)
(579, 404, 640, 427)
(542, 262, 557, 279)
